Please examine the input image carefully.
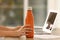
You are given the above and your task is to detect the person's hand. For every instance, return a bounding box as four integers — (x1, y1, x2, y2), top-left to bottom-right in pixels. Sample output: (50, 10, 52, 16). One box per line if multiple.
(24, 25, 32, 32)
(17, 25, 33, 36)
(24, 25, 33, 35)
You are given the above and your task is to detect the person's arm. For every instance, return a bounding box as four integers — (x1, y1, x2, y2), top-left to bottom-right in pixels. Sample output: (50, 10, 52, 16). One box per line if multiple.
(0, 26, 24, 37)
(0, 25, 32, 37)
(0, 26, 21, 31)
(0, 30, 23, 37)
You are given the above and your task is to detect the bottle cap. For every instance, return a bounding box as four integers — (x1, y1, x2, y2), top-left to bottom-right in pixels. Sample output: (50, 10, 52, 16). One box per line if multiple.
(28, 6, 32, 10)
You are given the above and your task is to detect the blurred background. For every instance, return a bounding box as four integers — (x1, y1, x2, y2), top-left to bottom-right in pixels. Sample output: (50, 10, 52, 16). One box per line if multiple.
(0, 0, 24, 26)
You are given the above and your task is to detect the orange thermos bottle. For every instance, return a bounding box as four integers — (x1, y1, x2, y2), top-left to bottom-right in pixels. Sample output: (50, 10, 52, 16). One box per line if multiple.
(25, 7, 34, 38)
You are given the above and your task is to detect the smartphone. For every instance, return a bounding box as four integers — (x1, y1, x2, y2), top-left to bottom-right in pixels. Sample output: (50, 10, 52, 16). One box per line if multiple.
(43, 10, 57, 33)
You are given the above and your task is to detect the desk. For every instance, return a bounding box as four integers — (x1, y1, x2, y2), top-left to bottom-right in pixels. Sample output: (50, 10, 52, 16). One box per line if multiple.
(3, 35, 60, 40)
(0, 28, 60, 40)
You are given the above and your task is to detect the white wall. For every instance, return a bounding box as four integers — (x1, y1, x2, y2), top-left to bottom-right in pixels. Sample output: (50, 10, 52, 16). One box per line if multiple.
(48, 0, 57, 11)
(48, 0, 60, 28)
(54, 0, 60, 28)
(24, 0, 28, 25)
